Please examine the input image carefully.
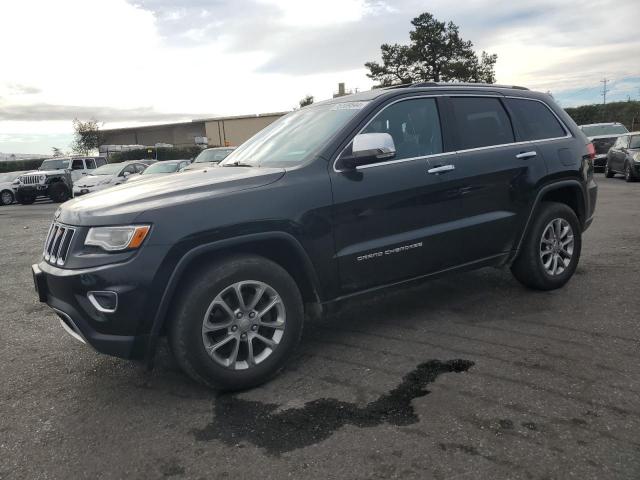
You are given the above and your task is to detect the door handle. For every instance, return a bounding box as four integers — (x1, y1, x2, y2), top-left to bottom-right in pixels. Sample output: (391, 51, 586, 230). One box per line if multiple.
(516, 151, 537, 160)
(427, 164, 455, 174)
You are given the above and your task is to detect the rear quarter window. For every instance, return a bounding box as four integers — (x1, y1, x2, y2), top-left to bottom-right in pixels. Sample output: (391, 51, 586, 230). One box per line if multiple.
(506, 98, 566, 141)
(449, 97, 514, 150)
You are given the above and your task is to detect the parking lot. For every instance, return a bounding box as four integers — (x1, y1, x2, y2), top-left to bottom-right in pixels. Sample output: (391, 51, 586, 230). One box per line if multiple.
(1, 175, 639, 480)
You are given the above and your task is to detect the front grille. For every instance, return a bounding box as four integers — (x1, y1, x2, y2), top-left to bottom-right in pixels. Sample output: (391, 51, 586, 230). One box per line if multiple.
(592, 137, 615, 155)
(20, 175, 42, 185)
(43, 222, 76, 266)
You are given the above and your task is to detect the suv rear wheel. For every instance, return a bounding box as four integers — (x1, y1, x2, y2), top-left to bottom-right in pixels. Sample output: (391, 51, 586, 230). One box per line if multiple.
(624, 162, 635, 182)
(169, 254, 304, 390)
(511, 202, 581, 291)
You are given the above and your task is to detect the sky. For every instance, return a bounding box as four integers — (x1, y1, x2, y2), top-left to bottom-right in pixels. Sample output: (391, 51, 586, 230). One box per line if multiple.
(1, 0, 639, 154)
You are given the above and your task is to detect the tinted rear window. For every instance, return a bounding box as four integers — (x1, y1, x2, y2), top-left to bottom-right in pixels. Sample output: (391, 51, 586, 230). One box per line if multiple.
(506, 98, 566, 141)
(450, 97, 514, 149)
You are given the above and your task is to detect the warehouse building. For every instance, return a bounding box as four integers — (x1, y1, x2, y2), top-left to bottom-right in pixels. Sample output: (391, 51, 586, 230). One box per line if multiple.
(100, 112, 287, 151)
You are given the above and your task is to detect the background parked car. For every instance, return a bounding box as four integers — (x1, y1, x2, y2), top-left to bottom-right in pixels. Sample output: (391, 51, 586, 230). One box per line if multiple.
(605, 132, 640, 182)
(124, 159, 191, 183)
(15, 157, 107, 204)
(0, 171, 27, 205)
(182, 147, 236, 171)
(579, 122, 629, 171)
(72, 161, 148, 196)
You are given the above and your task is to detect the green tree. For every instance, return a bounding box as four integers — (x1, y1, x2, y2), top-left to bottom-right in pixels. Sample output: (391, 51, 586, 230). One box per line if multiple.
(299, 95, 314, 108)
(51, 147, 64, 157)
(71, 118, 103, 155)
(365, 12, 497, 87)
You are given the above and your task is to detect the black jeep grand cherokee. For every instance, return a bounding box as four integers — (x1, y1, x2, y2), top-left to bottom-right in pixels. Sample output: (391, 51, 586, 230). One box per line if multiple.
(32, 83, 597, 390)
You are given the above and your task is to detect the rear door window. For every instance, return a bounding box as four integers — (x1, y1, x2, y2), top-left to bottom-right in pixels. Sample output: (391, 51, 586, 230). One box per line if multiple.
(71, 159, 84, 170)
(95, 157, 107, 167)
(506, 98, 566, 141)
(449, 97, 514, 150)
(85, 158, 96, 169)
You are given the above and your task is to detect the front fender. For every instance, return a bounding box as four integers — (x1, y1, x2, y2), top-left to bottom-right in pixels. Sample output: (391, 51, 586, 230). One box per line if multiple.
(143, 231, 322, 366)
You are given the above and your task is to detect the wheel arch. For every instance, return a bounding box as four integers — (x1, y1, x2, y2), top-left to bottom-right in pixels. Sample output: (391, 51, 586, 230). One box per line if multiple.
(144, 232, 323, 365)
(514, 180, 587, 259)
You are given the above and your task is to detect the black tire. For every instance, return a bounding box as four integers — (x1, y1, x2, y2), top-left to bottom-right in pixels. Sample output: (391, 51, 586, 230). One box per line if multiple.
(604, 162, 615, 178)
(169, 254, 304, 390)
(48, 182, 71, 203)
(624, 163, 635, 182)
(511, 202, 582, 291)
(15, 191, 36, 205)
(0, 189, 14, 206)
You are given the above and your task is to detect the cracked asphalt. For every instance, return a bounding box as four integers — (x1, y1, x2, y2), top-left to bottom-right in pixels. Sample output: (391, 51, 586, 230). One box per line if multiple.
(1, 175, 639, 479)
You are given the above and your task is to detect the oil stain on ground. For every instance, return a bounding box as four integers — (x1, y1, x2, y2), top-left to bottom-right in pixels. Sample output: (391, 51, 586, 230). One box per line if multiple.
(193, 359, 474, 455)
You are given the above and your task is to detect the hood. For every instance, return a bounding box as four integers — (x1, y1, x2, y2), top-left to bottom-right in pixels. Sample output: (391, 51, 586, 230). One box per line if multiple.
(125, 173, 166, 183)
(59, 166, 285, 225)
(184, 162, 216, 171)
(75, 174, 115, 187)
(20, 169, 67, 177)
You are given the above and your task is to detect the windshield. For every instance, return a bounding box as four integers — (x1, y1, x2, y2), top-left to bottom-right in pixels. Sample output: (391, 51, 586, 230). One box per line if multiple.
(630, 135, 640, 149)
(39, 159, 70, 170)
(581, 124, 629, 136)
(92, 163, 123, 175)
(194, 148, 235, 163)
(144, 162, 180, 174)
(219, 102, 368, 168)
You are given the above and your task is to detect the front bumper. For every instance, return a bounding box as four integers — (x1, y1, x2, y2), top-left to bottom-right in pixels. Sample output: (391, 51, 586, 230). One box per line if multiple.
(32, 259, 156, 360)
(17, 185, 47, 195)
(593, 154, 608, 168)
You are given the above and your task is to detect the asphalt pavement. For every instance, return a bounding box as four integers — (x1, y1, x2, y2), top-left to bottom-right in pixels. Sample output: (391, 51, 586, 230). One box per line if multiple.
(1, 175, 639, 479)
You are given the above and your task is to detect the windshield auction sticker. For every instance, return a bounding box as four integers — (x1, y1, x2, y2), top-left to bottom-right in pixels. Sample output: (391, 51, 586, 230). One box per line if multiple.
(330, 102, 369, 110)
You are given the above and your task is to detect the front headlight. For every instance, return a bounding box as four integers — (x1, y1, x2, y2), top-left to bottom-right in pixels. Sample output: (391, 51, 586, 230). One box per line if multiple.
(85, 225, 150, 251)
(40, 175, 46, 182)
(12, 179, 19, 185)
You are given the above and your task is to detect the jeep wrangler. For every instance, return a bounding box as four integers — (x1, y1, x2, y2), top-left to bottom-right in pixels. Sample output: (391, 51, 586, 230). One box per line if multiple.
(16, 156, 106, 204)
(31, 83, 597, 390)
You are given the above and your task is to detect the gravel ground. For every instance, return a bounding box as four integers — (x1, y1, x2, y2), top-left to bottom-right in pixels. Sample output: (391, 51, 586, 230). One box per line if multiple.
(1, 176, 639, 480)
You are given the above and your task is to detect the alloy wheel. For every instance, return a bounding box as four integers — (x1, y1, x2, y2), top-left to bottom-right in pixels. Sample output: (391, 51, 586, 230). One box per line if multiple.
(540, 218, 574, 276)
(1, 191, 13, 205)
(201, 280, 286, 370)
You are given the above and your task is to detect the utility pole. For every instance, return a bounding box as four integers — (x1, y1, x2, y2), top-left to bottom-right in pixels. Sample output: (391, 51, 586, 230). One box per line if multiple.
(600, 77, 609, 105)
(600, 77, 610, 122)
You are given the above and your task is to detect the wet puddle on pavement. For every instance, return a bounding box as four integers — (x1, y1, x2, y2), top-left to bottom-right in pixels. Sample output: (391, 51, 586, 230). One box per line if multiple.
(193, 359, 474, 455)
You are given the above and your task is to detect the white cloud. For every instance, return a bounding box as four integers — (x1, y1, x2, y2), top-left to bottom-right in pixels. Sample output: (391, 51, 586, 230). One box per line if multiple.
(0, 0, 639, 153)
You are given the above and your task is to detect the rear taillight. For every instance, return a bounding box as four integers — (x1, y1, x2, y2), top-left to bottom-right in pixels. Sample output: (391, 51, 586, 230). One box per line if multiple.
(587, 143, 596, 160)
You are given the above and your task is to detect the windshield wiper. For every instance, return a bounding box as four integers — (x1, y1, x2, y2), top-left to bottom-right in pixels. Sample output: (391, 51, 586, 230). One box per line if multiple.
(223, 161, 255, 167)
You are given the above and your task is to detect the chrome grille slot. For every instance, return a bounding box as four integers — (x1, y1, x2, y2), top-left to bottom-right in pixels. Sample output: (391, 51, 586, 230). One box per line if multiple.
(20, 175, 41, 185)
(43, 222, 76, 266)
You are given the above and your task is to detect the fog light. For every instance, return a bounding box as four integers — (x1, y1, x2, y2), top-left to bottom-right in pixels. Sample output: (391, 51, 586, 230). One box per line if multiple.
(88, 291, 118, 313)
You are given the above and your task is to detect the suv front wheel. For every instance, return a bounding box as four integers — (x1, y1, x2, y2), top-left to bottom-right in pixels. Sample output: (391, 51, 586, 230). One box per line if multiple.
(169, 254, 304, 390)
(48, 182, 71, 203)
(511, 202, 582, 291)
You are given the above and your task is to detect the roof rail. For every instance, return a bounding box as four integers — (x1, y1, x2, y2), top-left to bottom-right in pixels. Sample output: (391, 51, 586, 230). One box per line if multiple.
(384, 82, 529, 91)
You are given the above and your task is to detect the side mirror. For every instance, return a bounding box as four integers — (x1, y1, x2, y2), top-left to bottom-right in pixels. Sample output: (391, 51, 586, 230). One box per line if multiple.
(338, 133, 396, 170)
